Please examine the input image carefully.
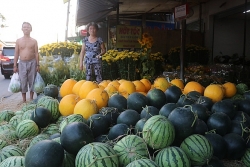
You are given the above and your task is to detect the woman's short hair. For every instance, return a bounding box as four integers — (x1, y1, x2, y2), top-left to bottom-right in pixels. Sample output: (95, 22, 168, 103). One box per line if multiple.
(86, 22, 99, 31)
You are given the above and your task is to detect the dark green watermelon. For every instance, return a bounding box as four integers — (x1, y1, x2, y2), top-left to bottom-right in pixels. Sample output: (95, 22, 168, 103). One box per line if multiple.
(193, 119, 208, 135)
(140, 106, 159, 120)
(177, 94, 194, 107)
(44, 84, 59, 98)
(146, 88, 166, 109)
(117, 109, 140, 127)
(108, 123, 130, 140)
(108, 94, 127, 113)
(87, 114, 110, 138)
(211, 100, 236, 119)
(191, 103, 210, 122)
(60, 122, 94, 155)
(186, 91, 201, 101)
(195, 96, 214, 110)
(207, 112, 231, 136)
(164, 85, 182, 103)
(30, 107, 52, 128)
(127, 92, 149, 113)
(204, 133, 227, 159)
(159, 103, 179, 118)
(168, 106, 196, 144)
(99, 107, 120, 126)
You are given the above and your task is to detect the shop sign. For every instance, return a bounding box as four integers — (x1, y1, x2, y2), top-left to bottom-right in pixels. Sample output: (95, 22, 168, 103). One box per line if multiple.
(174, 4, 189, 20)
(116, 25, 142, 49)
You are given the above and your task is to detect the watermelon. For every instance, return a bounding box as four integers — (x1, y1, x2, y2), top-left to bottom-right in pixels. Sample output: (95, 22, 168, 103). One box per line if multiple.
(0, 138, 7, 149)
(30, 107, 52, 128)
(25, 140, 64, 167)
(223, 133, 246, 160)
(168, 106, 196, 144)
(180, 134, 213, 166)
(99, 107, 120, 126)
(108, 123, 130, 140)
(0, 156, 25, 167)
(190, 103, 210, 122)
(203, 156, 225, 167)
(75, 142, 119, 167)
(0, 110, 15, 123)
(193, 119, 208, 135)
(117, 109, 140, 127)
(62, 152, 75, 167)
(40, 98, 61, 122)
(142, 115, 175, 149)
(44, 84, 59, 98)
(8, 115, 22, 128)
(87, 114, 110, 138)
(195, 96, 214, 110)
(159, 103, 179, 118)
(177, 94, 194, 107)
(59, 114, 87, 133)
(127, 92, 149, 113)
(134, 118, 147, 137)
(211, 100, 236, 119)
(29, 133, 49, 147)
(126, 158, 159, 167)
(242, 148, 250, 167)
(204, 133, 227, 159)
(207, 112, 231, 136)
(113, 135, 149, 166)
(42, 123, 59, 135)
(165, 85, 182, 103)
(155, 146, 191, 167)
(60, 122, 94, 155)
(21, 103, 37, 112)
(0, 145, 24, 163)
(146, 88, 166, 109)
(21, 109, 34, 120)
(16, 120, 39, 139)
(108, 94, 127, 113)
(140, 106, 159, 120)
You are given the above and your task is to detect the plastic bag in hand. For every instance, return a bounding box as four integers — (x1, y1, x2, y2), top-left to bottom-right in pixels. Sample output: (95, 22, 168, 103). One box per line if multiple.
(34, 72, 45, 93)
(8, 73, 21, 93)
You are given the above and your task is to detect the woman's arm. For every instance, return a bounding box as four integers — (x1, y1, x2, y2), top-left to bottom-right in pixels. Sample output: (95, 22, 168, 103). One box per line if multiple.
(79, 43, 86, 70)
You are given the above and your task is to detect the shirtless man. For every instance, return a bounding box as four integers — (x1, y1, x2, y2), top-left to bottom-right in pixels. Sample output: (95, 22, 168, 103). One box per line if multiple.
(13, 22, 40, 102)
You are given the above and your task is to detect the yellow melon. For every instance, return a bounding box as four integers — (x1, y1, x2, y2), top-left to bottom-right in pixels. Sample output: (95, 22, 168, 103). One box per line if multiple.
(86, 88, 109, 110)
(59, 94, 80, 116)
(60, 79, 77, 97)
(78, 81, 99, 99)
(140, 78, 152, 92)
(133, 80, 146, 92)
(74, 99, 98, 119)
(118, 80, 136, 98)
(104, 84, 118, 97)
(72, 80, 86, 96)
(153, 77, 171, 92)
(170, 79, 184, 90)
(107, 80, 120, 90)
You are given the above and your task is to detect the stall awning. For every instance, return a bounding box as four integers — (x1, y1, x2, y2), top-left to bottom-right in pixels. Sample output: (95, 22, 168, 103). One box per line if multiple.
(76, 0, 118, 26)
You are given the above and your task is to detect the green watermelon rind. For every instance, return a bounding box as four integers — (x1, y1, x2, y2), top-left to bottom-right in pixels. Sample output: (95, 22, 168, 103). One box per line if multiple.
(16, 120, 39, 139)
(113, 135, 149, 166)
(75, 142, 119, 167)
(126, 158, 159, 167)
(180, 134, 213, 166)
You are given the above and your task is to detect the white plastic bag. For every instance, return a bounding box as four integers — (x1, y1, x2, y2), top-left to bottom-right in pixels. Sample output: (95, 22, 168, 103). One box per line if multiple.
(8, 73, 21, 93)
(33, 72, 45, 93)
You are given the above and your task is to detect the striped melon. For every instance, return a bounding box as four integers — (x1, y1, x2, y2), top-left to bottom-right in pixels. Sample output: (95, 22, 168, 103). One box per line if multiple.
(113, 135, 149, 166)
(37, 95, 54, 105)
(56, 115, 66, 125)
(75, 142, 119, 167)
(0, 138, 7, 149)
(0, 156, 25, 167)
(42, 123, 59, 135)
(126, 158, 159, 167)
(0, 110, 15, 122)
(155, 146, 191, 167)
(40, 98, 61, 121)
(142, 115, 175, 149)
(180, 134, 213, 166)
(59, 114, 87, 133)
(62, 152, 75, 167)
(242, 148, 250, 167)
(29, 133, 49, 147)
(16, 120, 39, 139)
(9, 115, 22, 128)
(0, 145, 24, 163)
(21, 103, 37, 112)
(15, 110, 24, 116)
(21, 109, 34, 120)
(0, 124, 17, 141)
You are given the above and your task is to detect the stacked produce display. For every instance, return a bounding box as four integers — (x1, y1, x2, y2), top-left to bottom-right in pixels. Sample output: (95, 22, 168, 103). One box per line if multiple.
(1, 77, 250, 167)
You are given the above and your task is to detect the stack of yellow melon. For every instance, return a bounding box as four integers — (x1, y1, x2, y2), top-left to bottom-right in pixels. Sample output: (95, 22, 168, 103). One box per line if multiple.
(58, 77, 172, 120)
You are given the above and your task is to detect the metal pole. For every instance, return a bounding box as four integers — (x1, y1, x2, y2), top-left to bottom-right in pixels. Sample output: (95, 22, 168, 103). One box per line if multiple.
(65, 0, 71, 41)
(180, 0, 187, 81)
(243, 0, 247, 60)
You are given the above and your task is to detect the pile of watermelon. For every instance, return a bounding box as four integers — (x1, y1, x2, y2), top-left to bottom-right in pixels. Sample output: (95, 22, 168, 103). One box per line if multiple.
(1, 78, 250, 167)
